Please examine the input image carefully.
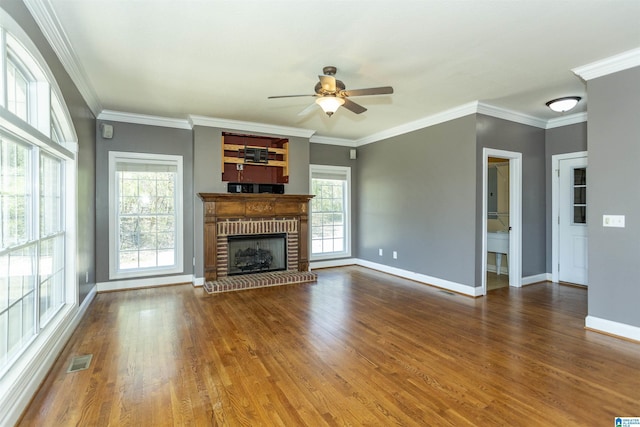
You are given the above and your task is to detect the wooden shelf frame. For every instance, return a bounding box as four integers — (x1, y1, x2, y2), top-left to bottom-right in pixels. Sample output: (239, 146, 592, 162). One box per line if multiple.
(222, 135, 289, 179)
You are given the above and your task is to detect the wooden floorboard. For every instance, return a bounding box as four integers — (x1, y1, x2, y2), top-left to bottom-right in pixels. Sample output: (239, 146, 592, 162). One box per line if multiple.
(17, 266, 640, 426)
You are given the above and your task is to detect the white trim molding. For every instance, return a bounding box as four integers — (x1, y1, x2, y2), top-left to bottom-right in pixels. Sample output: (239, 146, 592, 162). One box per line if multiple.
(477, 102, 547, 129)
(356, 101, 479, 147)
(546, 112, 588, 129)
(585, 315, 640, 342)
(356, 259, 483, 297)
(309, 135, 357, 147)
(98, 110, 191, 130)
(23, 0, 102, 116)
(311, 258, 358, 270)
(311, 258, 481, 296)
(188, 115, 315, 139)
(573, 48, 640, 81)
(521, 273, 551, 286)
(97, 274, 194, 292)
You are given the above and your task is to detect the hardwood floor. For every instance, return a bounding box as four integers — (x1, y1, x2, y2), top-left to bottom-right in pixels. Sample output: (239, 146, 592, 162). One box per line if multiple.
(18, 266, 640, 426)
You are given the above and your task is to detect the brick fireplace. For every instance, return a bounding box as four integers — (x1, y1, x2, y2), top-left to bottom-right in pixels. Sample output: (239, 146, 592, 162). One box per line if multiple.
(198, 193, 317, 293)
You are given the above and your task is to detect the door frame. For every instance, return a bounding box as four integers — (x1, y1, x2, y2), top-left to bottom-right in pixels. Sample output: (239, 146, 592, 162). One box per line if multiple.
(482, 148, 522, 295)
(551, 151, 588, 283)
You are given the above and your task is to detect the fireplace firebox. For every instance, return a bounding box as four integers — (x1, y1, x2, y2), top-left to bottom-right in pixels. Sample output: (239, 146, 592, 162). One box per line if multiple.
(228, 233, 287, 276)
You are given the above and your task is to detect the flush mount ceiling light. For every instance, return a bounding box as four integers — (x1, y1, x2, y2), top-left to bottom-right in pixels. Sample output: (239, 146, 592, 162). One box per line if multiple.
(546, 96, 582, 113)
(315, 96, 345, 116)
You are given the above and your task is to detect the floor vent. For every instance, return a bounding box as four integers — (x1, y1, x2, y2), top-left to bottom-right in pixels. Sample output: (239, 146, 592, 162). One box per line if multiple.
(67, 354, 93, 373)
(439, 290, 456, 296)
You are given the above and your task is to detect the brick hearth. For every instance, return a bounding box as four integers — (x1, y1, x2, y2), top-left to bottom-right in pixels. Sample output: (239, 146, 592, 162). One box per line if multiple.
(203, 270, 317, 294)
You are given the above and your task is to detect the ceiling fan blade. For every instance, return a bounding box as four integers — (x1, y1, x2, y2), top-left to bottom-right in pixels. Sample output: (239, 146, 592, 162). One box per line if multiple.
(341, 86, 394, 97)
(342, 98, 367, 114)
(318, 75, 337, 93)
(268, 94, 316, 99)
(297, 103, 318, 116)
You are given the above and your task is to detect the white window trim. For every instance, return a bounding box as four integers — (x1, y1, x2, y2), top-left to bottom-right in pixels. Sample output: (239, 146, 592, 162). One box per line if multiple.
(0, 11, 78, 427)
(108, 151, 184, 280)
(309, 164, 352, 261)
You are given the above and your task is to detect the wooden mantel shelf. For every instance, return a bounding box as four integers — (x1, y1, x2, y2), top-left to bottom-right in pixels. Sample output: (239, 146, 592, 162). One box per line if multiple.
(198, 193, 314, 218)
(198, 193, 314, 282)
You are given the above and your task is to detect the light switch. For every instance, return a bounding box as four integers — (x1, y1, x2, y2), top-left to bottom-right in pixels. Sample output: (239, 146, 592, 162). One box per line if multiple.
(603, 214, 625, 228)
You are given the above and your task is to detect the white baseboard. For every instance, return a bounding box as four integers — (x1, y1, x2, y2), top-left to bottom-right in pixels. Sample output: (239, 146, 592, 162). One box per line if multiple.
(0, 285, 97, 427)
(585, 315, 640, 342)
(521, 273, 551, 286)
(97, 274, 194, 292)
(192, 276, 204, 287)
(355, 259, 481, 297)
(310, 258, 358, 269)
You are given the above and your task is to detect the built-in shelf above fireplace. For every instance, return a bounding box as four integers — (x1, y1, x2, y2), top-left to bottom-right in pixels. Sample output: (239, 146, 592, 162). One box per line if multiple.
(198, 193, 314, 283)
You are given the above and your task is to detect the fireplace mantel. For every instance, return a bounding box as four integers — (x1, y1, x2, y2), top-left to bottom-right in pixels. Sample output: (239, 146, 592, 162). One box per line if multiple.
(198, 193, 314, 282)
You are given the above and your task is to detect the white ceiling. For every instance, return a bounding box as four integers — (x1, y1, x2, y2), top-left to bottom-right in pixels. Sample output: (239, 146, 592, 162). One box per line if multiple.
(31, 0, 640, 141)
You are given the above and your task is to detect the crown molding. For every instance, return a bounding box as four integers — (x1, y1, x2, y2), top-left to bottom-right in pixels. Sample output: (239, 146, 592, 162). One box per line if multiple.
(356, 102, 479, 146)
(98, 110, 191, 130)
(23, 0, 102, 116)
(477, 102, 547, 129)
(309, 135, 357, 147)
(545, 112, 588, 129)
(188, 115, 315, 138)
(572, 48, 640, 81)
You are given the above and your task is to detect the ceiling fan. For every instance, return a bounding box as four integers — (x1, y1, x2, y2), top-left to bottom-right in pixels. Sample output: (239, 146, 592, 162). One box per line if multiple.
(268, 66, 393, 117)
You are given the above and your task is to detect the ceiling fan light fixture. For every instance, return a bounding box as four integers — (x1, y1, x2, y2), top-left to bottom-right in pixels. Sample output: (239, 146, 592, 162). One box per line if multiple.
(316, 96, 345, 116)
(546, 96, 581, 113)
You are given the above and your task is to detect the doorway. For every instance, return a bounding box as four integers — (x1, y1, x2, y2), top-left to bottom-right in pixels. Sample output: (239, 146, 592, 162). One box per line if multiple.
(482, 148, 522, 295)
(552, 152, 588, 285)
(487, 158, 510, 290)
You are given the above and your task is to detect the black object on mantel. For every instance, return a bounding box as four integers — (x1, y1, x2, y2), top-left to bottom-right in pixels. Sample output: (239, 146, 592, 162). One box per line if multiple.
(227, 183, 285, 194)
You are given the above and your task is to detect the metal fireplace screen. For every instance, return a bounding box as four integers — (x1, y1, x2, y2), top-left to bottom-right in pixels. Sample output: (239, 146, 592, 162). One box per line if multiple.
(228, 233, 287, 276)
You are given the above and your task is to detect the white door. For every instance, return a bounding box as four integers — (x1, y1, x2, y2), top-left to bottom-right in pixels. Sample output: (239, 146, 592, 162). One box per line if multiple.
(558, 156, 588, 285)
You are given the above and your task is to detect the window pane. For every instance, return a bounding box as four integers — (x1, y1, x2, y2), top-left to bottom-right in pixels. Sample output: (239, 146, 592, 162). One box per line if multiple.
(39, 235, 64, 326)
(574, 206, 586, 224)
(115, 164, 178, 272)
(40, 154, 62, 236)
(572, 167, 587, 225)
(7, 59, 28, 121)
(311, 174, 348, 256)
(1, 137, 31, 249)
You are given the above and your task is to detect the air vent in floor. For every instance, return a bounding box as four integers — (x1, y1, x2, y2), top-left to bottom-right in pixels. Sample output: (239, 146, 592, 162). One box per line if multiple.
(438, 290, 456, 296)
(67, 354, 93, 373)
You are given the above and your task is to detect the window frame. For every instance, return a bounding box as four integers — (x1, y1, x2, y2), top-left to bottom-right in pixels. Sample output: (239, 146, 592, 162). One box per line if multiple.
(0, 12, 78, 424)
(108, 151, 184, 280)
(309, 164, 352, 261)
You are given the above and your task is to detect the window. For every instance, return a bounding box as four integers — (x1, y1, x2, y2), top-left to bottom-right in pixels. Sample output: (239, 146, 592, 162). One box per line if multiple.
(0, 15, 76, 397)
(6, 58, 29, 122)
(573, 167, 586, 224)
(109, 152, 183, 279)
(310, 165, 351, 259)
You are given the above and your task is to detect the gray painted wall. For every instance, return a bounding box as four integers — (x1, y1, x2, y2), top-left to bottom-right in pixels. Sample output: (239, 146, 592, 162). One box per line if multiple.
(310, 143, 359, 259)
(544, 122, 587, 272)
(357, 115, 478, 287)
(475, 114, 546, 285)
(1, 0, 97, 303)
(192, 126, 311, 279)
(587, 66, 640, 327)
(95, 120, 194, 283)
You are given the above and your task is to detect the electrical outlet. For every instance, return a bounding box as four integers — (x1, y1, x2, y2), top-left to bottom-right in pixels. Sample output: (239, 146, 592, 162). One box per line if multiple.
(603, 214, 625, 228)
(378, 248, 383, 256)
(393, 251, 398, 259)
(236, 164, 243, 171)
(85, 271, 89, 283)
